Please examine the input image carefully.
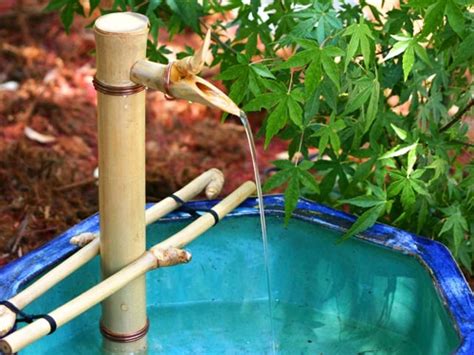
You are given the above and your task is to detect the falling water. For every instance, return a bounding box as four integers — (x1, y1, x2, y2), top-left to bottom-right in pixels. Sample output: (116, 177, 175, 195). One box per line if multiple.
(239, 111, 276, 353)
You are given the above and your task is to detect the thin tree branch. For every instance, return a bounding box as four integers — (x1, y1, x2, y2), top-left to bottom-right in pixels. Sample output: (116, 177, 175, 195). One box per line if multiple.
(440, 99, 474, 132)
(448, 139, 474, 148)
(199, 20, 239, 55)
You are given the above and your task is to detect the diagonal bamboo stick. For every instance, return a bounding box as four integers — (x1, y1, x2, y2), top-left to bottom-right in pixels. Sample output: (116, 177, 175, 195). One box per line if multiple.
(0, 181, 256, 354)
(0, 168, 224, 337)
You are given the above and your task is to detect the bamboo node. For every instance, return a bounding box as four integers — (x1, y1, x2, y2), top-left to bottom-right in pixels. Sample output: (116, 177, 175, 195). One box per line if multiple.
(100, 318, 149, 343)
(151, 248, 192, 268)
(92, 76, 145, 96)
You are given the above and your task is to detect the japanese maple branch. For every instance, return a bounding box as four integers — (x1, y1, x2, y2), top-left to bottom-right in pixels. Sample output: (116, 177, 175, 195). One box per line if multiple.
(199, 20, 239, 55)
(440, 99, 474, 133)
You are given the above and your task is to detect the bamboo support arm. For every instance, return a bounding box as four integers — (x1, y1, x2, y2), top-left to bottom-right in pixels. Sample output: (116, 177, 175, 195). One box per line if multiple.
(0, 181, 256, 354)
(0, 169, 224, 337)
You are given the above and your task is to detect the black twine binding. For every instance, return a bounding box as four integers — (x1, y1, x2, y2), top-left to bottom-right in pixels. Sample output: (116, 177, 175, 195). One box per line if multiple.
(0, 300, 57, 335)
(41, 315, 57, 334)
(169, 194, 220, 226)
(206, 209, 220, 226)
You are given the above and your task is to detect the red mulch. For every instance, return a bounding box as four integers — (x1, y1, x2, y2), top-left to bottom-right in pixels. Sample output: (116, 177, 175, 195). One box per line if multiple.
(0, 12, 286, 265)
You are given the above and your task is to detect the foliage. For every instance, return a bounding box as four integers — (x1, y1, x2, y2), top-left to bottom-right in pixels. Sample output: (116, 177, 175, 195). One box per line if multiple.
(47, 0, 473, 273)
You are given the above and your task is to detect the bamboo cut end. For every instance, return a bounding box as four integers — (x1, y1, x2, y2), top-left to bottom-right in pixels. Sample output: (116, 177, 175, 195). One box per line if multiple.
(0, 340, 12, 354)
(205, 168, 225, 199)
(95, 12, 149, 35)
(70, 232, 97, 247)
(0, 306, 16, 337)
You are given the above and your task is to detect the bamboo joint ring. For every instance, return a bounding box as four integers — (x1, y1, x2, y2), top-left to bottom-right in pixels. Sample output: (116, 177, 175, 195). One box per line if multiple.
(100, 318, 149, 343)
(92, 76, 145, 96)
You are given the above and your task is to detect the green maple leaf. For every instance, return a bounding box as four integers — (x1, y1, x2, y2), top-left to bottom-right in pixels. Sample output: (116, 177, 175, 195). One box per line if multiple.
(313, 157, 351, 197)
(285, 3, 342, 44)
(263, 160, 319, 223)
(420, 0, 465, 38)
(339, 183, 390, 240)
(422, 0, 445, 36)
(342, 204, 385, 240)
(166, 0, 200, 31)
(427, 157, 449, 183)
(343, 74, 379, 131)
(445, 0, 465, 37)
(440, 205, 468, 256)
(343, 19, 374, 69)
(384, 35, 430, 81)
(279, 40, 343, 96)
(388, 167, 429, 211)
(452, 33, 474, 67)
(244, 84, 304, 147)
(311, 114, 345, 156)
(390, 123, 408, 141)
(379, 141, 418, 160)
(217, 60, 275, 105)
(46, 0, 85, 33)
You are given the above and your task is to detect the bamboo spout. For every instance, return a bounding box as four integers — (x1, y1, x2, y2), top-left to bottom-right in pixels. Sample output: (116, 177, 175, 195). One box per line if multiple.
(130, 30, 241, 116)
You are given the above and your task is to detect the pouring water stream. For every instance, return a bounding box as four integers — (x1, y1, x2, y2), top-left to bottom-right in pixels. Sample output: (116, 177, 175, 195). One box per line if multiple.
(239, 111, 276, 353)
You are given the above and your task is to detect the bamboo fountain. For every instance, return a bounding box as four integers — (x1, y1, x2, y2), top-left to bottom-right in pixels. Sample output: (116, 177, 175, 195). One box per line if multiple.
(0, 11, 472, 355)
(0, 12, 252, 353)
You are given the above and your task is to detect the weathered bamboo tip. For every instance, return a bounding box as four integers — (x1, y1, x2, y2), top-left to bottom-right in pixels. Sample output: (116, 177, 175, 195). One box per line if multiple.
(174, 29, 212, 75)
(0, 305, 16, 337)
(70, 232, 97, 247)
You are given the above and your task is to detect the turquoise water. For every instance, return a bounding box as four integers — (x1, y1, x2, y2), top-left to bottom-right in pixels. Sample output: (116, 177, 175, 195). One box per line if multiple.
(21, 215, 460, 354)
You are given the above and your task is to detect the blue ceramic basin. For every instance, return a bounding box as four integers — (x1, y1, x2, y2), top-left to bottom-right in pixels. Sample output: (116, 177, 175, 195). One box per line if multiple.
(0, 196, 473, 354)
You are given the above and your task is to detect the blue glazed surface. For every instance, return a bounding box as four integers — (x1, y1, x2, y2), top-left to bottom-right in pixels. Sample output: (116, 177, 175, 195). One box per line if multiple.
(0, 195, 473, 353)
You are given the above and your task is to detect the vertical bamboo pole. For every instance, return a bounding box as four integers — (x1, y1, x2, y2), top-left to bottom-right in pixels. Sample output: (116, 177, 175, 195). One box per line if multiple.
(94, 12, 149, 354)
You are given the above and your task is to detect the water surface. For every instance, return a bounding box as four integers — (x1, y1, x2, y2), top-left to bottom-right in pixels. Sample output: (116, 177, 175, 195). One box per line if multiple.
(21, 216, 459, 354)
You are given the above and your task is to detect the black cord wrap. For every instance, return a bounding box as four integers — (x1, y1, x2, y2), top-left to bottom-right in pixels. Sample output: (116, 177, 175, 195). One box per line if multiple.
(206, 209, 220, 226)
(0, 300, 57, 335)
(169, 194, 220, 226)
(41, 315, 57, 334)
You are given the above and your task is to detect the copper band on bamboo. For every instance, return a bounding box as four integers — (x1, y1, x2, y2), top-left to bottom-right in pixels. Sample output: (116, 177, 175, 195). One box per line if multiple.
(92, 76, 145, 96)
(100, 319, 149, 343)
(163, 61, 176, 100)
